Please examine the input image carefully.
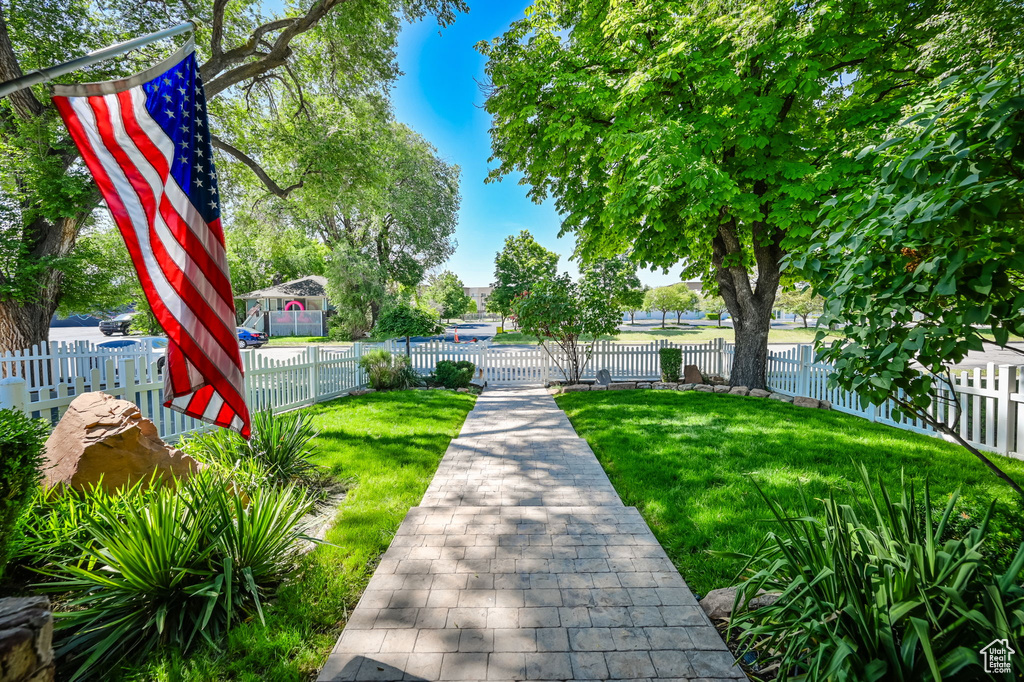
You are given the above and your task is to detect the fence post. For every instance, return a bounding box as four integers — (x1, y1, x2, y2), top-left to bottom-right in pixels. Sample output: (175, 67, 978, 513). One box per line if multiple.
(715, 338, 725, 376)
(0, 376, 28, 412)
(354, 342, 364, 387)
(996, 364, 1017, 456)
(798, 345, 813, 397)
(309, 346, 320, 404)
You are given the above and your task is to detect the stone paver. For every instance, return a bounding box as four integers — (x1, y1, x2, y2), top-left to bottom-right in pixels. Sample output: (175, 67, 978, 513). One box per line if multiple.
(319, 387, 746, 681)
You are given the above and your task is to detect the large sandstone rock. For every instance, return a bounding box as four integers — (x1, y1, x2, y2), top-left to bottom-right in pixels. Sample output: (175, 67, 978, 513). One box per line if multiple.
(652, 382, 678, 390)
(700, 587, 779, 621)
(792, 396, 821, 409)
(728, 386, 750, 396)
(563, 384, 591, 392)
(42, 392, 198, 493)
(748, 388, 771, 398)
(768, 392, 794, 403)
(0, 597, 53, 682)
(682, 364, 703, 384)
(694, 384, 714, 392)
(713, 385, 731, 394)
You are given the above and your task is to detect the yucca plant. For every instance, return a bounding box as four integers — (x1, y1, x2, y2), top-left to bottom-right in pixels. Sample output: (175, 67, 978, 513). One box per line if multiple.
(183, 409, 321, 485)
(14, 479, 158, 571)
(725, 465, 1024, 681)
(358, 349, 422, 390)
(43, 471, 314, 681)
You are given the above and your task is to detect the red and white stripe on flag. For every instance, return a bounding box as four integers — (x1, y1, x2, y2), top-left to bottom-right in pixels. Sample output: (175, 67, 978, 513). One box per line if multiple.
(51, 39, 251, 437)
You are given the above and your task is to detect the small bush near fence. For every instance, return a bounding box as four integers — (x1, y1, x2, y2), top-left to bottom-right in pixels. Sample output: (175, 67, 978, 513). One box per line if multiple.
(0, 408, 47, 579)
(728, 467, 1024, 680)
(358, 350, 422, 390)
(658, 348, 682, 382)
(434, 360, 476, 389)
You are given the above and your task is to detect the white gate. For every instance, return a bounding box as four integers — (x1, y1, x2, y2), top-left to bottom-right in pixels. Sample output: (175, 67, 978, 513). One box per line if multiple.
(482, 346, 549, 385)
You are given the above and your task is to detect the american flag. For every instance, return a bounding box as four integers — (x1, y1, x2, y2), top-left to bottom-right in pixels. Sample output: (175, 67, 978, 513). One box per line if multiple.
(52, 41, 251, 437)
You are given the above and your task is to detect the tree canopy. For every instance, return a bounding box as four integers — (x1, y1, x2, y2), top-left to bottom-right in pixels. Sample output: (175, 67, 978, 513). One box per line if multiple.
(489, 230, 559, 327)
(792, 59, 1024, 496)
(0, 0, 466, 350)
(425, 270, 470, 321)
(478, 0, 1019, 388)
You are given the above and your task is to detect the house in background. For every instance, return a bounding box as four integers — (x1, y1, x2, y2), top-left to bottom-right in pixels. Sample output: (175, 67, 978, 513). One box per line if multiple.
(238, 275, 331, 337)
(463, 286, 493, 312)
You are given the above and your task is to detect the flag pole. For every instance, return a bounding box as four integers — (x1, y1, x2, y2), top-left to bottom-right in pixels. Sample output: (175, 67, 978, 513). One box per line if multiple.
(0, 22, 194, 99)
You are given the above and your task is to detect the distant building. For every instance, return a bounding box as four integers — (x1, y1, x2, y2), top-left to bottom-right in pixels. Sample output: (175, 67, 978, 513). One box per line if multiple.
(464, 286, 493, 311)
(237, 275, 331, 337)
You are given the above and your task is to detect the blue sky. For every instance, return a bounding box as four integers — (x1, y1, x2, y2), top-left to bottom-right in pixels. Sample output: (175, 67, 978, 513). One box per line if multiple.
(391, 3, 684, 288)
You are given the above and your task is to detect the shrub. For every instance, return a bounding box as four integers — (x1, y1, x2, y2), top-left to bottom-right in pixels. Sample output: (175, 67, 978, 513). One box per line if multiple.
(0, 409, 48, 579)
(658, 348, 682, 382)
(14, 480, 158, 572)
(727, 466, 1024, 681)
(182, 410, 321, 486)
(434, 360, 475, 389)
(358, 349, 422, 390)
(705, 312, 720, 321)
(43, 471, 314, 681)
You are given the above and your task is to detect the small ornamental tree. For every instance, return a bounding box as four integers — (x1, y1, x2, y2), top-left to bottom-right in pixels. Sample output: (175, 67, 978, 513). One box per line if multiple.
(372, 303, 443, 357)
(643, 287, 676, 328)
(699, 295, 729, 328)
(513, 272, 623, 384)
(792, 61, 1024, 498)
(489, 230, 559, 330)
(776, 285, 824, 328)
(667, 284, 699, 325)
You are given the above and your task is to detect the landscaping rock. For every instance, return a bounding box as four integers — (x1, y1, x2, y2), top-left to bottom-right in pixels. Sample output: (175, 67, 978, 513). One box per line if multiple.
(793, 396, 821, 409)
(728, 386, 750, 396)
(596, 369, 612, 386)
(590, 384, 608, 391)
(707, 374, 728, 385)
(607, 382, 637, 390)
(768, 392, 794, 403)
(713, 385, 731, 394)
(819, 399, 832, 410)
(563, 384, 591, 392)
(694, 384, 714, 392)
(456, 387, 470, 394)
(636, 382, 653, 389)
(677, 383, 695, 391)
(350, 389, 376, 396)
(652, 382, 678, 390)
(683, 364, 703, 384)
(748, 388, 771, 398)
(0, 597, 53, 682)
(42, 392, 198, 493)
(699, 587, 779, 621)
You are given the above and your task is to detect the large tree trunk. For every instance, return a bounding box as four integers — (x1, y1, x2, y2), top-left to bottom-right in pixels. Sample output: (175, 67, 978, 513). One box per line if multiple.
(712, 216, 784, 390)
(0, 214, 83, 352)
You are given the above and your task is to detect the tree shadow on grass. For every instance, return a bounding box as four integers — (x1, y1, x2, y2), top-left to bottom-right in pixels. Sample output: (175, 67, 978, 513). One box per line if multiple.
(556, 390, 1024, 593)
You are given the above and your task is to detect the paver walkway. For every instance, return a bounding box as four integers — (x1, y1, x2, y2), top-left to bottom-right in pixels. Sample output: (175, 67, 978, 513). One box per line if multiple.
(318, 387, 746, 682)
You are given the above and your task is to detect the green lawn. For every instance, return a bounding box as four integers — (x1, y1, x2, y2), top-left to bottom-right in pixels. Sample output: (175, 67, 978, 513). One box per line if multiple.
(494, 326, 840, 345)
(127, 390, 474, 681)
(555, 390, 1024, 595)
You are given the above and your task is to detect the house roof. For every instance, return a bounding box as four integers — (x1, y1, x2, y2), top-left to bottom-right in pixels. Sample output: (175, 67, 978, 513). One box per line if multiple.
(238, 275, 328, 300)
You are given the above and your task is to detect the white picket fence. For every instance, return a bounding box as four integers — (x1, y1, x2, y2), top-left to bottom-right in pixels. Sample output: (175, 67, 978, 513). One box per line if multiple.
(2, 337, 1022, 459)
(0, 344, 368, 442)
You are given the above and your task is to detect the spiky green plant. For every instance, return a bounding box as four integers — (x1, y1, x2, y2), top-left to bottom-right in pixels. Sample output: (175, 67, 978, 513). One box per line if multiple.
(183, 410, 320, 485)
(725, 465, 1024, 681)
(43, 470, 314, 680)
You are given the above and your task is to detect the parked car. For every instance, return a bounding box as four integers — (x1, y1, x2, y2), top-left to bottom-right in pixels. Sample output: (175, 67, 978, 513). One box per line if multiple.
(96, 337, 169, 374)
(237, 327, 267, 349)
(99, 312, 139, 336)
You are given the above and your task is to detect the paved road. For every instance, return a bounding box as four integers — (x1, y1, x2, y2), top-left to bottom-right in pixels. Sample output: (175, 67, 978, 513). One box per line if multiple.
(318, 387, 745, 681)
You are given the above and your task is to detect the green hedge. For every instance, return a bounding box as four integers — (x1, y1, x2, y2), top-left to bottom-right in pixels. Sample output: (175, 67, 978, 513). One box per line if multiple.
(0, 409, 47, 579)
(435, 360, 476, 389)
(659, 348, 683, 382)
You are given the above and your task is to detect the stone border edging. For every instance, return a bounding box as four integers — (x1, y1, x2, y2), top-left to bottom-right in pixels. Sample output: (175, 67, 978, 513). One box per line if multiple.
(552, 381, 832, 410)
